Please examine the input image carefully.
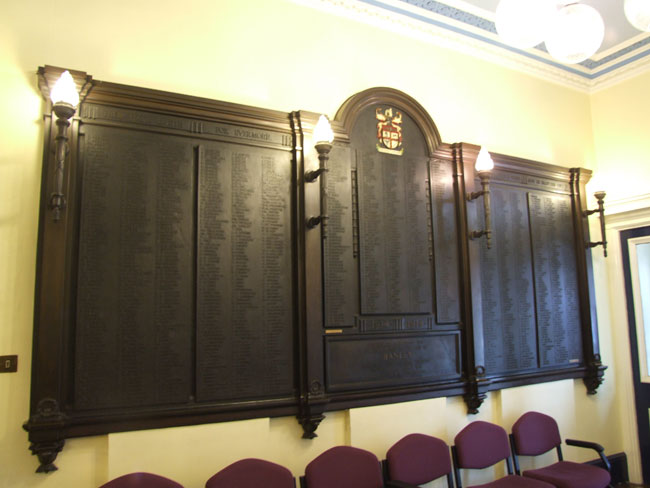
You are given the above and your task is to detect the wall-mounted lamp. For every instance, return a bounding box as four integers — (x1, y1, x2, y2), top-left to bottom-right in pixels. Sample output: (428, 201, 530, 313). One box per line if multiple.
(584, 191, 607, 257)
(49, 70, 80, 222)
(467, 147, 494, 249)
(305, 115, 334, 182)
(306, 115, 333, 237)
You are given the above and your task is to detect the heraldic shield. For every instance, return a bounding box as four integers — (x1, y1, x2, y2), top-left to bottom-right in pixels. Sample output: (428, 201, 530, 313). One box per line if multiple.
(376, 107, 404, 155)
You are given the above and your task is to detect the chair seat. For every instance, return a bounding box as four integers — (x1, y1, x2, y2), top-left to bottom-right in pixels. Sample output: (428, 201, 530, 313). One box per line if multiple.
(522, 461, 611, 488)
(469, 474, 555, 488)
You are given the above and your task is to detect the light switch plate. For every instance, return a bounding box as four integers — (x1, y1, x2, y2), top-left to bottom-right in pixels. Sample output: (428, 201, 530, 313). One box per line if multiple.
(0, 355, 18, 373)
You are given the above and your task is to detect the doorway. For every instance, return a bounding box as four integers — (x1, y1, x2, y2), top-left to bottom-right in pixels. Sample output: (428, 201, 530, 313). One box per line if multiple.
(621, 225, 650, 482)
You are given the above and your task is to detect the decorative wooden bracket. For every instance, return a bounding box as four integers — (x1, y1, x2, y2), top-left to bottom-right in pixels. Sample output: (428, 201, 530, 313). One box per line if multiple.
(464, 366, 489, 414)
(297, 393, 329, 439)
(23, 398, 67, 473)
(584, 355, 607, 394)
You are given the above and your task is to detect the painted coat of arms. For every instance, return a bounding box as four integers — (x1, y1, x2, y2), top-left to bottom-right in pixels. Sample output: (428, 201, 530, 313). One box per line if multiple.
(376, 107, 404, 155)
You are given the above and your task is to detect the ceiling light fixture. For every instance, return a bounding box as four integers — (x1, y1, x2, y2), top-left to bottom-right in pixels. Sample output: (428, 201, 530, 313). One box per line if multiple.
(545, 2, 605, 64)
(624, 0, 650, 32)
(495, 0, 556, 49)
(495, 1, 614, 65)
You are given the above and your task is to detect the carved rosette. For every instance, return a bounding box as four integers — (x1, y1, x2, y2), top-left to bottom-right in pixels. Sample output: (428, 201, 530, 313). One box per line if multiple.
(23, 398, 67, 473)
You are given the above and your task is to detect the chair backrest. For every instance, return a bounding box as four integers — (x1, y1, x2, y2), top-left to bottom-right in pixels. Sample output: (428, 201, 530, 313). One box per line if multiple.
(99, 472, 184, 488)
(385, 433, 452, 485)
(511, 411, 562, 456)
(205, 458, 295, 488)
(302, 446, 383, 488)
(453, 421, 511, 469)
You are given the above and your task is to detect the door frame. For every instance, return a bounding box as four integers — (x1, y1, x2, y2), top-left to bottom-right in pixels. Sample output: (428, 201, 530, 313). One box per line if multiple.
(604, 194, 650, 482)
(626, 234, 650, 386)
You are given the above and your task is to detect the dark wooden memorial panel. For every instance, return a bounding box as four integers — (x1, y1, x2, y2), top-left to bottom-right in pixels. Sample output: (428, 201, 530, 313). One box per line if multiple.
(479, 172, 584, 378)
(479, 185, 537, 375)
(75, 125, 194, 409)
(196, 142, 294, 402)
(318, 101, 463, 400)
(27, 77, 604, 472)
(326, 333, 461, 392)
(342, 105, 436, 322)
(323, 145, 358, 328)
(74, 105, 296, 410)
(528, 192, 582, 368)
(430, 158, 460, 324)
(357, 151, 432, 315)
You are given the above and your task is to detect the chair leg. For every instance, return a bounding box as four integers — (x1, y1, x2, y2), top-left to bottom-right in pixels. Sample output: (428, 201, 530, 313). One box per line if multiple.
(509, 434, 521, 476)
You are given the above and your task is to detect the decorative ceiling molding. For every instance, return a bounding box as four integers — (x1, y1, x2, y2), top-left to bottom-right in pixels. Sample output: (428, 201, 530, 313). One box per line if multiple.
(298, 0, 650, 92)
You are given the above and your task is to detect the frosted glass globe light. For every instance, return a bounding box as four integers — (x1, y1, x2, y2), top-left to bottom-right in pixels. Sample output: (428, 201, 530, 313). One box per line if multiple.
(50, 70, 79, 107)
(545, 3, 604, 64)
(625, 0, 650, 32)
(495, 0, 555, 49)
(475, 147, 495, 173)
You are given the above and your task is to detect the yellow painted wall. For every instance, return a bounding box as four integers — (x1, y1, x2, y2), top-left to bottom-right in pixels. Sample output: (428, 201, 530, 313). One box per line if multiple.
(590, 71, 650, 201)
(0, 0, 644, 486)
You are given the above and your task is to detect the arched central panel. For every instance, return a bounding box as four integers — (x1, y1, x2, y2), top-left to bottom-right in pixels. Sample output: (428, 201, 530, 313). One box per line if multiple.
(317, 88, 463, 398)
(353, 105, 433, 316)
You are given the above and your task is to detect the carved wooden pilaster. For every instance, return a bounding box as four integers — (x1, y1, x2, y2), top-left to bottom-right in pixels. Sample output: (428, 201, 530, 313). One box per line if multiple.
(294, 109, 330, 439)
(452, 143, 489, 415)
(570, 168, 607, 395)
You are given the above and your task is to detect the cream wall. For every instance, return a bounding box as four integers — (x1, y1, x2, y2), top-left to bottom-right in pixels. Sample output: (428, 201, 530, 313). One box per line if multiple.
(590, 71, 650, 201)
(0, 0, 643, 487)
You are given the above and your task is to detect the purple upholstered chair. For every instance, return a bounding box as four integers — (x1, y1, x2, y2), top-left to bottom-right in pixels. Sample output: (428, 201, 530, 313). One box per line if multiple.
(205, 458, 295, 488)
(452, 421, 555, 488)
(384, 433, 454, 488)
(99, 472, 184, 488)
(300, 446, 384, 488)
(510, 411, 611, 488)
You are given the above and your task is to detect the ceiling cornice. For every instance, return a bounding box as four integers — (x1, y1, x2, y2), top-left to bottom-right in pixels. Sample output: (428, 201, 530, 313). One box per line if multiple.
(298, 0, 650, 92)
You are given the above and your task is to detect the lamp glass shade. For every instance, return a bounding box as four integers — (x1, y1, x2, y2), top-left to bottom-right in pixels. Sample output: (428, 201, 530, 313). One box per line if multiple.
(545, 3, 604, 64)
(495, 0, 555, 49)
(50, 70, 80, 107)
(475, 147, 495, 172)
(313, 115, 334, 145)
(625, 0, 650, 32)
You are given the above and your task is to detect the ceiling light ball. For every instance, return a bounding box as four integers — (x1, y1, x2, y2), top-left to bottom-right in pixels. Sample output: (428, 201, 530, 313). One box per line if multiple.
(625, 0, 650, 32)
(495, 0, 556, 49)
(545, 3, 604, 64)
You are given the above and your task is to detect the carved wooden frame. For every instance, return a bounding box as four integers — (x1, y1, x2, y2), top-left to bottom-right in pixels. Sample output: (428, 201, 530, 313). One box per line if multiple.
(25, 70, 604, 473)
